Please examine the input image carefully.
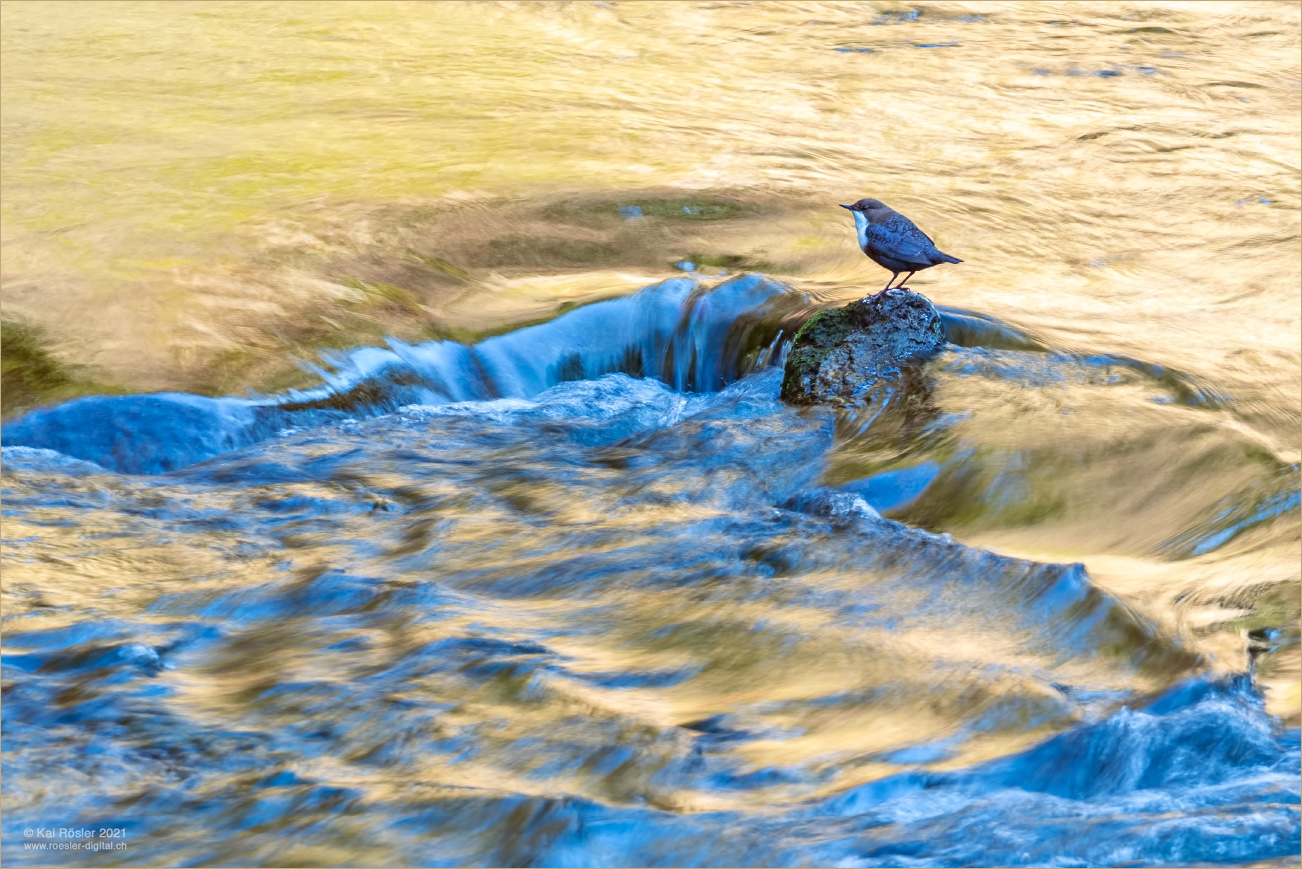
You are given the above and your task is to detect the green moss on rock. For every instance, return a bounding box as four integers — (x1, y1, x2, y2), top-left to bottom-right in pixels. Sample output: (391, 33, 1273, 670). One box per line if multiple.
(779, 290, 946, 406)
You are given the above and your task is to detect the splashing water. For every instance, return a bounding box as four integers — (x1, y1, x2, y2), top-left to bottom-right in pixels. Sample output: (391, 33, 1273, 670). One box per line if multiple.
(3, 275, 1298, 867)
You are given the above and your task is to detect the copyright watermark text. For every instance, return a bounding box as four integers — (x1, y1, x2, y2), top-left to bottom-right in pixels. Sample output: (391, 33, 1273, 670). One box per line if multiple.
(20, 827, 128, 853)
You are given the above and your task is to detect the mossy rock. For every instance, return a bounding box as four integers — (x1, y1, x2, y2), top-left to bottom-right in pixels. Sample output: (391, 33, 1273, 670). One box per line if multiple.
(780, 289, 946, 406)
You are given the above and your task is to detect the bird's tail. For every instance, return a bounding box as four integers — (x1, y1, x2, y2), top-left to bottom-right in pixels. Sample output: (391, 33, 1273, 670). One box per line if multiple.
(935, 251, 963, 264)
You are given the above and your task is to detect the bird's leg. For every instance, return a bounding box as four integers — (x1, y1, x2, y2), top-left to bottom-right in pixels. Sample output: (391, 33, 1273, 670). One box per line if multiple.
(879, 271, 912, 295)
(897, 271, 916, 289)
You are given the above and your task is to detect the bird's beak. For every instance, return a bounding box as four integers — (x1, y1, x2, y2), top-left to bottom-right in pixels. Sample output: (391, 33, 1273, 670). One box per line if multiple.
(839, 204, 853, 210)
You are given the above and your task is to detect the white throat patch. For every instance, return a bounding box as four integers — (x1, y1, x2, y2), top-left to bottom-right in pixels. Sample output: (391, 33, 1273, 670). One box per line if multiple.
(851, 210, 870, 250)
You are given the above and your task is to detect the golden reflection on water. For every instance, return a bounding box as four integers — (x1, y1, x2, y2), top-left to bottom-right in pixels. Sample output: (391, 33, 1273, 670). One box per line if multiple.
(1, 0, 1300, 821)
(2, 1, 1298, 422)
(0, 479, 1189, 813)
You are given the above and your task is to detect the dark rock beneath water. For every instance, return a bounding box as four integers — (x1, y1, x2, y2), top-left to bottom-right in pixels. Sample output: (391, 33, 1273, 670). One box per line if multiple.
(780, 289, 946, 406)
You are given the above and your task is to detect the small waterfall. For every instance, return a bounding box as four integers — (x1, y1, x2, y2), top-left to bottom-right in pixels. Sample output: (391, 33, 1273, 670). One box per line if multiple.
(1, 275, 1230, 477)
(295, 274, 812, 406)
(1, 275, 814, 473)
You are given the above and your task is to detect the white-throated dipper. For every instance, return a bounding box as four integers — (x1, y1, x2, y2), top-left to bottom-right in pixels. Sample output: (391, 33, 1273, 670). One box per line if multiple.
(841, 198, 962, 292)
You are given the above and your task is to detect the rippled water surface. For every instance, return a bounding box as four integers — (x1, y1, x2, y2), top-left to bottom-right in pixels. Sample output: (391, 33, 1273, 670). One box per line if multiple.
(2, 2, 1299, 867)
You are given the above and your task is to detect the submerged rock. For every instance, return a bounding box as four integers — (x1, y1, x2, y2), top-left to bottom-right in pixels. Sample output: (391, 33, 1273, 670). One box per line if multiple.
(779, 289, 946, 406)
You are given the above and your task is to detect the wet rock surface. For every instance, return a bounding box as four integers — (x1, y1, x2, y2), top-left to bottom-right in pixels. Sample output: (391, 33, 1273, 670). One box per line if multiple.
(780, 289, 946, 406)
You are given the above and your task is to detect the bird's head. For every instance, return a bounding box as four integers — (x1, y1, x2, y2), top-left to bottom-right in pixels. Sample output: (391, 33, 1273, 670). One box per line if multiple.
(839, 198, 889, 214)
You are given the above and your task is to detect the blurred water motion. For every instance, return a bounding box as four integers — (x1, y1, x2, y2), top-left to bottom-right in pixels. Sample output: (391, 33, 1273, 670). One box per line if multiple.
(1, 2, 1299, 867)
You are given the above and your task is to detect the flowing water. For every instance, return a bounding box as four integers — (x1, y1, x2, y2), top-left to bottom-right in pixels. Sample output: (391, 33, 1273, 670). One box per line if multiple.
(1, 2, 1299, 867)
